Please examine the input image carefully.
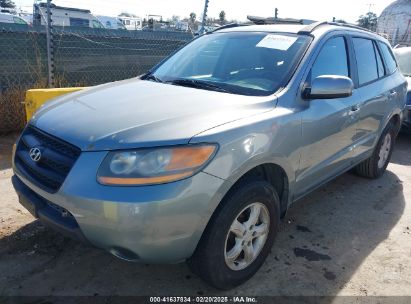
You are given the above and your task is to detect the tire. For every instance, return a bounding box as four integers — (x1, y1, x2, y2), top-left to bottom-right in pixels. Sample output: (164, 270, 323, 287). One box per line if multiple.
(355, 122, 396, 179)
(188, 181, 280, 290)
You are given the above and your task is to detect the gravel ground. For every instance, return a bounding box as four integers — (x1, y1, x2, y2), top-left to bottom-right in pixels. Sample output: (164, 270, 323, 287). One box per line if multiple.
(0, 132, 410, 297)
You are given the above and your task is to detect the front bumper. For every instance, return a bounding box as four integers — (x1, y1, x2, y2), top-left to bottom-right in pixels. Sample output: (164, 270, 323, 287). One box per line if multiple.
(12, 175, 90, 244)
(12, 151, 226, 263)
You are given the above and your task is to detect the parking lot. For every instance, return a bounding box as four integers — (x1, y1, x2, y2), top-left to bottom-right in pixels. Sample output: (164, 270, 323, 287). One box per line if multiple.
(0, 132, 410, 297)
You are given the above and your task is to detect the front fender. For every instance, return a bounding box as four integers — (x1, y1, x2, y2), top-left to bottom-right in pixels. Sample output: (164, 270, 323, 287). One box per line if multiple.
(191, 108, 302, 206)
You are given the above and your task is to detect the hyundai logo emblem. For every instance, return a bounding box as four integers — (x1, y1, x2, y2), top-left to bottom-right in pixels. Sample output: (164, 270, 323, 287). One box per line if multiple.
(29, 147, 42, 162)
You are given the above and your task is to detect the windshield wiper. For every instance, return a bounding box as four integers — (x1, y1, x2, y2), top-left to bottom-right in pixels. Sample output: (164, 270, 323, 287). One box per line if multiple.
(166, 79, 230, 93)
(142, 73, 164, 83)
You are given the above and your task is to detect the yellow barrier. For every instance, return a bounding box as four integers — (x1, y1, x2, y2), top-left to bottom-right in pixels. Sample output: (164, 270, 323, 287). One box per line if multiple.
(25, 87, 86, 121)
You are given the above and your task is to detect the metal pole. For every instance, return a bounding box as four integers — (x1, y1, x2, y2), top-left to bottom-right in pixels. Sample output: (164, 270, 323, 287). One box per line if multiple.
(46, 0, 54, 88)
(200, 0, 209, 35)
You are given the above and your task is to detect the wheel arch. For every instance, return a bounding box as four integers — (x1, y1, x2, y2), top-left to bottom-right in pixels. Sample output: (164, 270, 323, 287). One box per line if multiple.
(388, 113, 402, 136)
(191, 162, 291, 262)
(381, 109, 402, 138)
(220, 163, 290, 217)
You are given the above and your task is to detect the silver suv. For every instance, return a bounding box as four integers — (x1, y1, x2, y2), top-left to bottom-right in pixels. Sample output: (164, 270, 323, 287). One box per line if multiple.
(12, 22, 407, 289)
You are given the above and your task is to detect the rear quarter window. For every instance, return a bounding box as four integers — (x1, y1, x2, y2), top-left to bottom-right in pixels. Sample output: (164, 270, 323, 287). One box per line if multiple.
(378, 42, 397, 74)
(374, 42, 385, 78)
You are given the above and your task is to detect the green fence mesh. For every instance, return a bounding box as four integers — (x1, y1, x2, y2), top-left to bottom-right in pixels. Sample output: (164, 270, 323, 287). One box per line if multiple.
(0, 23, 193, 132)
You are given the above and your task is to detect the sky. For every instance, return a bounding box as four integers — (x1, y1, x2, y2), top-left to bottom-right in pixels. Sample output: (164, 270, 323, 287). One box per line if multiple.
(13, 0, 396, 23)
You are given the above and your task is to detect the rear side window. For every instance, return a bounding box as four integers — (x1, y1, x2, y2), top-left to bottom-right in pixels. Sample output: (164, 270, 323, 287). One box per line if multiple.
(353, 38, 378, 85)
(378, 42, 397, 74)
(311, 37, 349, 79)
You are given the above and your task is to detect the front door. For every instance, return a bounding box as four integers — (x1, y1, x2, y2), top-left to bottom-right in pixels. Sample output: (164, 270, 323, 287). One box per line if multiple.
(295, 36, 359, 197)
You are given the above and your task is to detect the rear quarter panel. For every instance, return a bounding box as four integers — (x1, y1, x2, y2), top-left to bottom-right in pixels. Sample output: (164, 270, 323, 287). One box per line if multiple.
(388, 71, 407, 129)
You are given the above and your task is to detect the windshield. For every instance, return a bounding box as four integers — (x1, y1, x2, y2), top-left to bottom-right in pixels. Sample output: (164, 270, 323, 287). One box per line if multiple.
(394, 48, 411, 77)
(149, 32, 311, 96)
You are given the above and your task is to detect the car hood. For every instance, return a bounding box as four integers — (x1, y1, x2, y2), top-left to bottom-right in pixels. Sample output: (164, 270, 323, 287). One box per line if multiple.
(31, 78, 276, 151)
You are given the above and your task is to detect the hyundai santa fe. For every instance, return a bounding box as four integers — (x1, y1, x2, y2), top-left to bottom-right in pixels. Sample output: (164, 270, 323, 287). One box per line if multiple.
(12, 22, 407, 289)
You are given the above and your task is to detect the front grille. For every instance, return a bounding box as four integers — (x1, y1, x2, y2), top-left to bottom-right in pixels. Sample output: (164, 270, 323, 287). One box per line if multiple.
(14, 126, 81, 193)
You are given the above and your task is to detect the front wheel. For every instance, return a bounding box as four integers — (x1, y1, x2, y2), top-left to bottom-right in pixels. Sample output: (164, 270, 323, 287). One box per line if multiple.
(188, 181, 280, 290)
(355, 122, 396, 179)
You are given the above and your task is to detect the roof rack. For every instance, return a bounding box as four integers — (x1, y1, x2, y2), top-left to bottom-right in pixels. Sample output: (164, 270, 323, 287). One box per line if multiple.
(247, 15, 306, 25)
(297, 21, 327, 34)
(211, 23, 249, 32)
(298, 21, 377, 35)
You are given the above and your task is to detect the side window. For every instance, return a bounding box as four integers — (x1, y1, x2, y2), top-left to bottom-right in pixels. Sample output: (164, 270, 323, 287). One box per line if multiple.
(378, 42, 397, 74)
(374, 42, 385, 78)
(69, 18, 89, 27)
(311, 37, 349, 80)
(353, 38, 378, 85)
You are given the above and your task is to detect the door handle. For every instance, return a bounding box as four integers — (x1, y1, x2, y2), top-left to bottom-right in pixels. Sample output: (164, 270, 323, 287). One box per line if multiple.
(349, 105, 360, 115)
(389, 90, 398, 97)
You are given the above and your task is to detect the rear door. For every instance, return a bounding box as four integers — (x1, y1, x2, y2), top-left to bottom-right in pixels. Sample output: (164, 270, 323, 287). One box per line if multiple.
(350, 36, 391, 157)
(378, 41, 407, 116)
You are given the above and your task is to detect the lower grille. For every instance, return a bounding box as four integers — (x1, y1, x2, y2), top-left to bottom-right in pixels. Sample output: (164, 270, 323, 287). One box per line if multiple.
(14, 126, 81, 193)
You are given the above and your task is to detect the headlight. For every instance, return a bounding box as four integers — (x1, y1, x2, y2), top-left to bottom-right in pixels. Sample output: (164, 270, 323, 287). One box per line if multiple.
(97, 144, 217, 186)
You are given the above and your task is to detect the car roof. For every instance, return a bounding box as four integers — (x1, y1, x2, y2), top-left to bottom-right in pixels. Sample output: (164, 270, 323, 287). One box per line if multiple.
(217, 24, 306, 34)
(215, 22, 385, 41)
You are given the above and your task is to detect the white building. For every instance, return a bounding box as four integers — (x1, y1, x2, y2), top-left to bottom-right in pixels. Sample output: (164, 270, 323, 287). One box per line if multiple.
(377, 0, 411, 46)
(175, 21, 189, 31)
(118, 16, 142, 31)
(33, 3, 104, 28)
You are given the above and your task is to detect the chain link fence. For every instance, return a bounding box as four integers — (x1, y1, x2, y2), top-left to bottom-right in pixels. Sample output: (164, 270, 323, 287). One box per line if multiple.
(0, 23, 193, 133)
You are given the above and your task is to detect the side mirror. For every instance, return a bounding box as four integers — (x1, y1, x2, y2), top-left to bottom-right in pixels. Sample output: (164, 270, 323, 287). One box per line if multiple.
(304, 75, 354, 99)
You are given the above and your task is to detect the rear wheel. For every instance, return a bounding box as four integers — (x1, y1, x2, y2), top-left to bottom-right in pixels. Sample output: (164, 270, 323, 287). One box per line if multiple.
(355, 123, 396, 179)
(188, 181, 280, 290)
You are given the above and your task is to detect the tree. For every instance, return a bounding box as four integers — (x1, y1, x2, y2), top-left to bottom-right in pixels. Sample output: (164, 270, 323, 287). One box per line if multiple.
(334, 19, 347, 24)
(119, 12, 137, 18)
(357, 12, 378, 31)
(219, 10, 226, 25)
(189, 12, 196, 23)
(0, 0, 15, 8)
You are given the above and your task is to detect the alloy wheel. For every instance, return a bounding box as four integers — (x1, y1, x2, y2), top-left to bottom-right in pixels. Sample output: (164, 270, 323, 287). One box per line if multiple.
(224, 202, 270, 271)
(378, 133, 392, 169)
